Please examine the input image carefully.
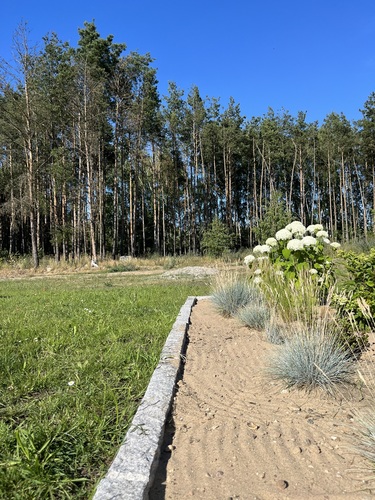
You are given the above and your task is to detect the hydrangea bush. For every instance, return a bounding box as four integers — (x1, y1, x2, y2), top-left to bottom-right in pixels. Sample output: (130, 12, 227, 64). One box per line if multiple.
(244, 221, 341, 282)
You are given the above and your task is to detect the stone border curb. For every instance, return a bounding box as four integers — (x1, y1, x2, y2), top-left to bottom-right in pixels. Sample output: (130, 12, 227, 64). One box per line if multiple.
(93, 295, 203, 500)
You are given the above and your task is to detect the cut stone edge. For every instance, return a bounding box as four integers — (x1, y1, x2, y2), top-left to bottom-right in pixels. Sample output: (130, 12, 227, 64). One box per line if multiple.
(93, 295, 211, 500)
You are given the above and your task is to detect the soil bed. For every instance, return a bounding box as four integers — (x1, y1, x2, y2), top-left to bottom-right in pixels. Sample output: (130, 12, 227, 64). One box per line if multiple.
(150, 298, 375, 500)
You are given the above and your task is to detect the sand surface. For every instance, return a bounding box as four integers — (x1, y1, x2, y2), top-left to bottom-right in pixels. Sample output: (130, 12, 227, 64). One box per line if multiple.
(150, 297, 375, 500)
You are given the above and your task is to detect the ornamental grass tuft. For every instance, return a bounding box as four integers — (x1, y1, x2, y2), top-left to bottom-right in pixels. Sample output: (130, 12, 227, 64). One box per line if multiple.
(264, 321, 286, 345)
(350, 337, 375, 474)
(236, 302, 270, 330)
(211, 274, 262, 317)
(266, 323, 355, 392)
(262, 270, 329, 326)
(353, 411, 375, 465)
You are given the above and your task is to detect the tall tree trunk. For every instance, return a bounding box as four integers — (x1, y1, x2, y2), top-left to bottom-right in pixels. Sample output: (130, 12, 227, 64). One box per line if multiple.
(24, 79, 39, 267)
(9, 146, 16, 254)
(299, 146, 305, 224)
(327, 151, 333, 235)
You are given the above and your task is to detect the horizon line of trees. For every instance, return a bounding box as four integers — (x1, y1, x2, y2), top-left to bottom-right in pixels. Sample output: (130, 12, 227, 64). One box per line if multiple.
(1, 21, 375, 268)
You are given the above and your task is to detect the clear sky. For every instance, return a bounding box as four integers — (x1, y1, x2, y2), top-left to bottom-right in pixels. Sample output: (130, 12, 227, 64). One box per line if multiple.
(1, 0, 375, 124)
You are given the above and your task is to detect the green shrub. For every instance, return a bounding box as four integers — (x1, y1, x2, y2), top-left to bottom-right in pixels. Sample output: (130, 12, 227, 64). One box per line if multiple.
(266, 324, 355, 392)
(108, 262, 139, 273)
(163, 256, 177, 270)
(335, 249, 375, 334)
(253, 191, 292, 243)
(201, 218, 233, 257)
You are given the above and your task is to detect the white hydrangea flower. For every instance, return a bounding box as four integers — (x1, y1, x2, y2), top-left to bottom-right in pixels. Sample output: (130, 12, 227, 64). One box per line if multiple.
(254, 268, 262, 275)
(286, 221, 306, 236)
(285, 221, 297, 231)
(275, 228, 293, 241)
(330, 242, 341, 250)
(309, 268, 318, 275)
(287, 239, 304, 251)
(306, 224, 324, 234)
(252, 245, 263, 255)
(316, 230, 329, 239)
(323, 238, 330, 244)
(253, 276, 263, 284)
(253, 244, 271, 254)
(265, 237, 278, 247)
(244, 254, 256, 265)
(301, 236, 317, 247)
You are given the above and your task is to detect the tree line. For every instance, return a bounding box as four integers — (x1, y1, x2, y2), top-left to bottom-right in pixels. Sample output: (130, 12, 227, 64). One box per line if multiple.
(1, 21, 375, 267)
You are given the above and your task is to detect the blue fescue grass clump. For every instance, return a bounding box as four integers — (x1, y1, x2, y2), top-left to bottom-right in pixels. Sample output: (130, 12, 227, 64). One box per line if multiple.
(265, 322, 286, 344)
(211, 278, 262, 317)
(266, 324, 355, 392)
(353, 411, 375, 465)
(236, 302, 270, 330)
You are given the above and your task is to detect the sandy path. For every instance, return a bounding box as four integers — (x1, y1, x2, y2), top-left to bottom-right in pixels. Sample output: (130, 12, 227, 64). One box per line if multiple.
(150, 298, 375, 500)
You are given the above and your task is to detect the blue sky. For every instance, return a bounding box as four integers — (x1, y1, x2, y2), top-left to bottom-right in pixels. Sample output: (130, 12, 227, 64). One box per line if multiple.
(1, 0, 375, 124)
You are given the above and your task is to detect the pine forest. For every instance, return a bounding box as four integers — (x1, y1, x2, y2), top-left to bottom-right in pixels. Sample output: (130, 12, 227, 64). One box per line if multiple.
(1, 22, 375, 268)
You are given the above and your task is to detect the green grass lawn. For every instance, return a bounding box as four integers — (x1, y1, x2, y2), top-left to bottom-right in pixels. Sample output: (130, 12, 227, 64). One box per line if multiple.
(0, 272, 210, 499)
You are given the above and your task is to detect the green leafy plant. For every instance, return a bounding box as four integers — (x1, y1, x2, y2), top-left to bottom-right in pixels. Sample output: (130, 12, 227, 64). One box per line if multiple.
(332, 249, 375, 351)
(335, 249, 375, 331)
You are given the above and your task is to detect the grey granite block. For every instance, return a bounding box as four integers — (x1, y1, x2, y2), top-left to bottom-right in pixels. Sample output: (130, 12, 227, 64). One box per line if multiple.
(93, 296, 198, 500)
